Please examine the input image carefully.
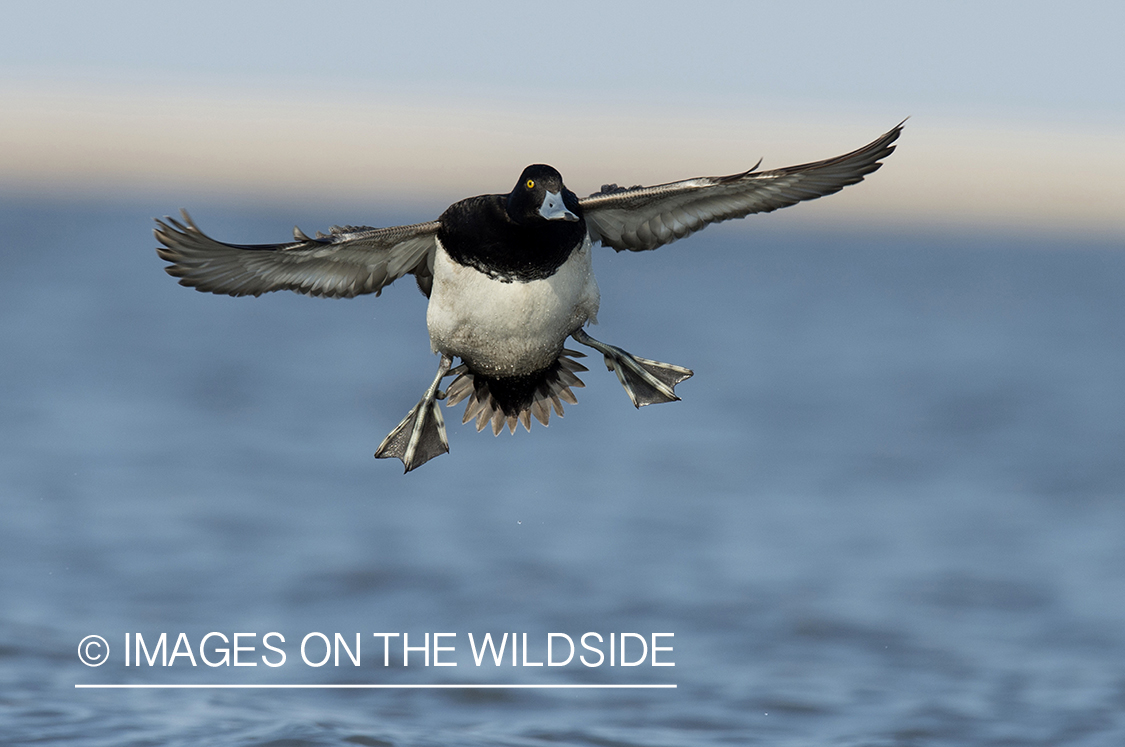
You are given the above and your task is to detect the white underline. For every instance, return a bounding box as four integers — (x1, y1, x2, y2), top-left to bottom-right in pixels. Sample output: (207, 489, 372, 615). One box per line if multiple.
(75, 683, 676, 689)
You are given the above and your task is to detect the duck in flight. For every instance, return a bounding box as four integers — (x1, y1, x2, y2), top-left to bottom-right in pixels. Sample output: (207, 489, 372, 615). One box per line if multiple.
(156, 122, 903, 471)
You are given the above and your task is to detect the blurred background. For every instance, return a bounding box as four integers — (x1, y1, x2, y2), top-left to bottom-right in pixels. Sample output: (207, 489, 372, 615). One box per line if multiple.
(2, 2, 1123, 745)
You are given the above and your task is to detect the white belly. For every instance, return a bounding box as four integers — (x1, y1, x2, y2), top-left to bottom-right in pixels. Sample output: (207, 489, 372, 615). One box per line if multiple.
(426, 236, 600, 376)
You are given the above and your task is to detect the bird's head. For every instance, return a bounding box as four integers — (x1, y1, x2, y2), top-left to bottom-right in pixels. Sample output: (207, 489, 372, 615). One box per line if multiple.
(506, 165, 581, 225)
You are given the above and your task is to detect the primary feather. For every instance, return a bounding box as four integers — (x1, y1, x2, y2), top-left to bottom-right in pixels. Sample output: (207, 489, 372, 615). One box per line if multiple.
(155, 210, 439, 298)
(580, 122, 903, 252)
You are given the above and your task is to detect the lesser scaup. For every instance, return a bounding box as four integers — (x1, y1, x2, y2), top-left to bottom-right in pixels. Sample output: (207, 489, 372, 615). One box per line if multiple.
(156, 123, 903, 471)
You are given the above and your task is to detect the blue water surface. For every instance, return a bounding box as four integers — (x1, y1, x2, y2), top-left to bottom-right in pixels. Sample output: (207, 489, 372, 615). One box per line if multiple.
(1, 195, 1123, 746)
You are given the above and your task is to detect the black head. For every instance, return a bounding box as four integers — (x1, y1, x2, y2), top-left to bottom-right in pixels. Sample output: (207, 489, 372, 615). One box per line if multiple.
(437, 164, 587, 282)
(506, 165, 581, 225)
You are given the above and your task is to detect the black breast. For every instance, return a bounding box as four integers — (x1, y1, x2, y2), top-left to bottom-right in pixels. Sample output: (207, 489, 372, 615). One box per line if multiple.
(437, 196, 587, 282)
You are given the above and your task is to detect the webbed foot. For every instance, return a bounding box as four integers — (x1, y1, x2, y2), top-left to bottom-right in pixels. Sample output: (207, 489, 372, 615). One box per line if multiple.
(571, 329, 693, 407)
(375, 355, 453, 472)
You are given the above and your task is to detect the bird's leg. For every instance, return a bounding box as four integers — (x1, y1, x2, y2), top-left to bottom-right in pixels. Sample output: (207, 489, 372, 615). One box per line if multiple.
(570, 328, 693, 407)
(375, 354, 454, 472)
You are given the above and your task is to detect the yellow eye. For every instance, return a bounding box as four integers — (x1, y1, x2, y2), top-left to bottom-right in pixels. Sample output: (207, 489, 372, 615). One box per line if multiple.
(526, 179, 535, 189)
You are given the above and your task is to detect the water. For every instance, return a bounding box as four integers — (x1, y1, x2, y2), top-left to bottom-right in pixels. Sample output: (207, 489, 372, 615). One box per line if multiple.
(2, 195, 1124, 745)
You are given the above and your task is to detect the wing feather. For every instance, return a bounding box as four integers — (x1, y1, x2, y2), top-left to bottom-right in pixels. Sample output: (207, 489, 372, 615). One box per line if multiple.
(154, 210, 440, 298)
(581, 122, 903, 252)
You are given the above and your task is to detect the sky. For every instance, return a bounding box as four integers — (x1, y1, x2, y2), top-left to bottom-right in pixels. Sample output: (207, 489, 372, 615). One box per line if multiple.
(1, 1, 1122, 237)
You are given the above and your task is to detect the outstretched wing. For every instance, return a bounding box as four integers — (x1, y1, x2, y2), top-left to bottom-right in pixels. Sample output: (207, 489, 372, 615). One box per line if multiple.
(580, 122, 903, 252)
(155, 210, 441, 298)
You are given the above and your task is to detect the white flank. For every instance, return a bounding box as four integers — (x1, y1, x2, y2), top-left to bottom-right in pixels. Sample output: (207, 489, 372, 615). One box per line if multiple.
(427, 237, 600, 377)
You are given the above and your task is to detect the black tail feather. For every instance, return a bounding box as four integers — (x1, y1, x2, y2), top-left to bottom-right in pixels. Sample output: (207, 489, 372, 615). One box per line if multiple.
(445, 350, 588, 435)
